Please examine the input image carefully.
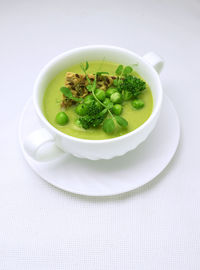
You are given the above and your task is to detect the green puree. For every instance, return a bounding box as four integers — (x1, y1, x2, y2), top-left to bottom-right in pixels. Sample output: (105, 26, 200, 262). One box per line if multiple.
(43, 61, 153, 140)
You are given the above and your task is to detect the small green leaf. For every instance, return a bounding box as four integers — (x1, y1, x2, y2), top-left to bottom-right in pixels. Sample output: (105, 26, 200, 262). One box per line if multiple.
(60, 87, 82, 102)
(123, 66, 133, 76)
(113, 79, 118, 86)
(60, 87, 72, 98)
(85, 74, 91, 84)
(80, 61, 89, 73)
(115, 116, 128, 127)
(106, 102, 113, 110)
(118, 79, 123, 85)
(96, 71, 109, 76)
(80, 63, 85, 72)
(100, 108, 108, 115)
(86, 85, 93, 92)
(92, 78, 97, 89)
(103, 118, 115, 134)
(85, 61, 89, 71)
(86, 76, 97, 92)
(115, 65, 123, 76)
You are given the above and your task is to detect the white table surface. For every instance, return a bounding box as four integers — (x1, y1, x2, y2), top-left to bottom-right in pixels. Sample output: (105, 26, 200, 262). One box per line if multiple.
(0, 0, 200, 269)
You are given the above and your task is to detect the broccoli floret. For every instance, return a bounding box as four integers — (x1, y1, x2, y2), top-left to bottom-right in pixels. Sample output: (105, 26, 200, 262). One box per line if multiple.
(120, 75, 146, 97)
(79, 115, 94, 129)
(86, 101, 103, 116)
(79, 109, 107, 129)
(79, 114, 105, 129)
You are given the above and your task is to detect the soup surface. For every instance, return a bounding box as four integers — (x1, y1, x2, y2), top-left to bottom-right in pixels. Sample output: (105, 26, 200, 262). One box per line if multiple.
(43, 61, 153, 140)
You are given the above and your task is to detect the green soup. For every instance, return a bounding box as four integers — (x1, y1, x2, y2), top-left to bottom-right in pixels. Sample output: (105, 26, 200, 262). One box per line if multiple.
(43, 61, 153, 140)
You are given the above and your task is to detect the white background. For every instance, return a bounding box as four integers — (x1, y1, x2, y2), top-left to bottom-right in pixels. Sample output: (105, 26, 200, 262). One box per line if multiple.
(0, 0, 200, 269)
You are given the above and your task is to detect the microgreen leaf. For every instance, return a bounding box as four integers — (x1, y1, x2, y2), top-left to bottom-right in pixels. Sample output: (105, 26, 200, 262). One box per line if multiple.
(80, 61, 89, 73)
(115, 116, 128, 127)
(103, 118, 115, 134)
(60, 87, 82, 102)
(80, 63, 85, 72)
(92, 77, 97, 90)
(86, 85, 93, 92)
(113, 79, 118, 86)
(106, 102, 113, 110)
(96, 71, 109, 76)
(100, 108, 108, 115)
(86, 76, 97, 92)
(85, 61, 89, 71)
(115, 65, 123, 76)
(123, 66, 133, 76)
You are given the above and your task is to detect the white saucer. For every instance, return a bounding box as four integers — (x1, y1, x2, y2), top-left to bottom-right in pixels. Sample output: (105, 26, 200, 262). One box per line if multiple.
(19, 95, 180, 196)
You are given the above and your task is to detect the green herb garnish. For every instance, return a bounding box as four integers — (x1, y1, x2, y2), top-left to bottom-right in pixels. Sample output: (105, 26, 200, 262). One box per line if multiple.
(60, 87, 82, 102)
(80, 61, 89, 73)
(57, 61, 147, 134)
(115, 65, 123, 76)
(96, 71, 109, 76)
(122, 66, 133, 76)
(103, 118, 115, 134)
(115, 116, 128, 127)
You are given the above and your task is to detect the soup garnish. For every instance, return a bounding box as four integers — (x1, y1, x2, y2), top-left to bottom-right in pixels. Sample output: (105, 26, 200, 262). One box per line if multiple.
(56, 61, 147, 134)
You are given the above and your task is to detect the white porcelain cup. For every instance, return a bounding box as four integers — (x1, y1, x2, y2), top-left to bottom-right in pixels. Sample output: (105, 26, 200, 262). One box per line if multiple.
(24, 46, 164, 160)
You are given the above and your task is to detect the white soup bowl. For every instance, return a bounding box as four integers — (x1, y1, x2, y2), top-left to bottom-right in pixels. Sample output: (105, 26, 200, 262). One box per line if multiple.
(24, 45, 164, 160)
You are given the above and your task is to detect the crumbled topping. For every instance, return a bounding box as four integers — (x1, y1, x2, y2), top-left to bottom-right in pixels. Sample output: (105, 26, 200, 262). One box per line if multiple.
(61, 72, 117, 108)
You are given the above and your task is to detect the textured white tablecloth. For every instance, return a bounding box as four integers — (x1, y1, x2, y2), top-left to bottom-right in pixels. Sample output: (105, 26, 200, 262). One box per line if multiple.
(0, 0, 200, 269)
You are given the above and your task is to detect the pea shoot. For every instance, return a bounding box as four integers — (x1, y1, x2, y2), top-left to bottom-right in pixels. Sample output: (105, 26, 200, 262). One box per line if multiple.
(103, 119, 115, 134)
(103, 98, 113, 109)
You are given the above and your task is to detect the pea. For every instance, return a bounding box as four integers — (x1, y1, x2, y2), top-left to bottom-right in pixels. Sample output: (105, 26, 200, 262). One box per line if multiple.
(132, 99, 144, 109)
(94, 89, 106, 101)
(55, 112, 69, 125)
(112, 104, 122, 115)
(75, 103, 88, 116)
(84, 95, 94, 105)
(103, 98, 113, 109)
(110, 92, 122, 104)
(106, 87, 117, 98)
(123, 90, 133, 101)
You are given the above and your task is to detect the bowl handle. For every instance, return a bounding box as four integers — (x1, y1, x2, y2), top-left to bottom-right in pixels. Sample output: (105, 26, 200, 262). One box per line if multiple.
(143, 52, 164, 74)
(24, 128, 65, 161)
